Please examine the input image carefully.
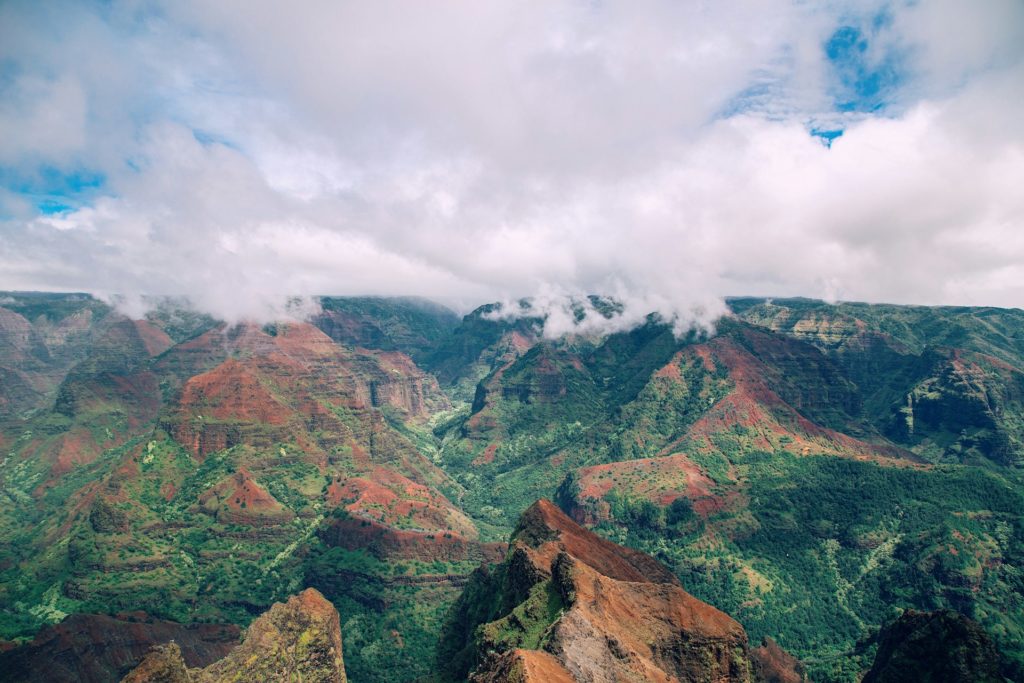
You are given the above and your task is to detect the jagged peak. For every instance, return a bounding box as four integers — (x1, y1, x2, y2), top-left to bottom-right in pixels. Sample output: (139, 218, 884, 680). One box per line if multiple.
(123, 588, 346, 683)
(512, 499, 678, 585)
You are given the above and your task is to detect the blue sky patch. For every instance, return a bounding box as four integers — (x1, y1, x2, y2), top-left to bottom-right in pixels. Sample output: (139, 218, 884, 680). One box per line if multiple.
(810, 128, 844, 147)
(824, 21, 904, 113)
(0, 165, 107, 215)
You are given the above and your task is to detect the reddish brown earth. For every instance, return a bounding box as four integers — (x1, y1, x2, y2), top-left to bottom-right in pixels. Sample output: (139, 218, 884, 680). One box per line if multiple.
(128, 320, 174, 358)
(468, 500, 756, 682)
(197, 469, 294, 526)
(515, 499, 678, 584)
(45, 428, 104, 478)
(119, 643, 191, 683)
(471, 442, 499, 466)
(0, 612, 239, 683)
(179, 360, 292, 426)
(325, 466, 476, 538)
(163, 322, 450, 460)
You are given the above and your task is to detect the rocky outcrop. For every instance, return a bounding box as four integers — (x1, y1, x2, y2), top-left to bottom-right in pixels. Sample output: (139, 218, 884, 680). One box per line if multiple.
(122, 589, 346, 683)
(121, 643, 191, 683)
(0, 612, 239, 683)
(863, 609, 1003, 683)
(441, 499, 753, 682)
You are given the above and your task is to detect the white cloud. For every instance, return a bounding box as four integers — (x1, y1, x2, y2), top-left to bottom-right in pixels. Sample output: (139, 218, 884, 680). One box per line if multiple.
(0, 0, 1022, 330)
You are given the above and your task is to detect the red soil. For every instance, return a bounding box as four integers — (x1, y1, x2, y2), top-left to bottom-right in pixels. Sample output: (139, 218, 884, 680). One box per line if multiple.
(489, 500, 751, 683)
(47, 428, 102, 478)
(520, 500, 678, 585)
(198, 469, 293, 525)
(326, 466, 477, 538)
(571, 452, 723, 523)
(179, 360, 291, 425)
(472, 649, 575, 683)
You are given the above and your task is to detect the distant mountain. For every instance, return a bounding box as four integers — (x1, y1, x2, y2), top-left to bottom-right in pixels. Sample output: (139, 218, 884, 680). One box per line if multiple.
(1, 293, 1022, 681)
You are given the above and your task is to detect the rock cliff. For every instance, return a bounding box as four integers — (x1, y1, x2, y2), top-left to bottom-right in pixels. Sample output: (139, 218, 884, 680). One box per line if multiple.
(123, 588, 346, 683)
(442, 499, 755, 682)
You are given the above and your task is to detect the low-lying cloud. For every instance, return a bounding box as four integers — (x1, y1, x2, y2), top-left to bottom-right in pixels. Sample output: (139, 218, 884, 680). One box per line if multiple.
(1, 1, 1022, 330)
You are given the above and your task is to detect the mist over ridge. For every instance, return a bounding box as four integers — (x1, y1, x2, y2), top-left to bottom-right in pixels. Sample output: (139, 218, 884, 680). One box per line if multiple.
(2, 1, 1023, 322)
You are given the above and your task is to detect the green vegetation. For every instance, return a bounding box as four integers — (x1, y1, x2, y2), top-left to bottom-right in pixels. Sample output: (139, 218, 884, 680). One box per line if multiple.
(305, 543, 483, 683)
(605, 454, 1024, 681)
(4, 294, 1024, 681)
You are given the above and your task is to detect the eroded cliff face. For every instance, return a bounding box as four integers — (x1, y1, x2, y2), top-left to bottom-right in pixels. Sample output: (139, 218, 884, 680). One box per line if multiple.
(161, 323, 450, 461)
(123, 588, 346, 683)
(442, 499, 755, 683)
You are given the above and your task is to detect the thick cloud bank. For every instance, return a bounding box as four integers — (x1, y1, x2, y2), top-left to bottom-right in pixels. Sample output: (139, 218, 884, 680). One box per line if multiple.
(1, 1, 1023, 327)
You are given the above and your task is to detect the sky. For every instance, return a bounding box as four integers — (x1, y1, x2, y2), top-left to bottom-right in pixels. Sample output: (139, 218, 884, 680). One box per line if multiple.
(1, 1, 1023, 330)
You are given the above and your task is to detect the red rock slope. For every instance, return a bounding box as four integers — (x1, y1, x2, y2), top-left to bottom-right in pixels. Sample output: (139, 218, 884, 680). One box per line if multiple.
(446, 499, 757, 683)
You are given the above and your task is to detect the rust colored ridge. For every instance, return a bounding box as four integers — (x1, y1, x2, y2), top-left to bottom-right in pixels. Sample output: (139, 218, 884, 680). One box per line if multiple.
(514, 499, 678, 585)
(44, 427, 103, 478)
(178, 359, 291, 425)
(90, 317, 171, 362)
(121, 642, 191, 683)
(288, 586, 340, 621)
(750, 637, 808, 683)
(373, 349, 425, 375)
(465, 500, 752, 683)
(155, 323, 277, 382)
(471, 442, 498, 466)
(547, 556, 749, 682)
(0, 612, 239, 683)
(471, 649, 575, 683)
(221, 322, 279, 355)
(325, 466, 478, 539)
(198, 469, 294, 525)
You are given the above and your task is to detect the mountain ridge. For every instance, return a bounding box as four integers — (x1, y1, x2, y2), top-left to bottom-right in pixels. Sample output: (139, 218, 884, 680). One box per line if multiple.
(1, 292, 1022, 681)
